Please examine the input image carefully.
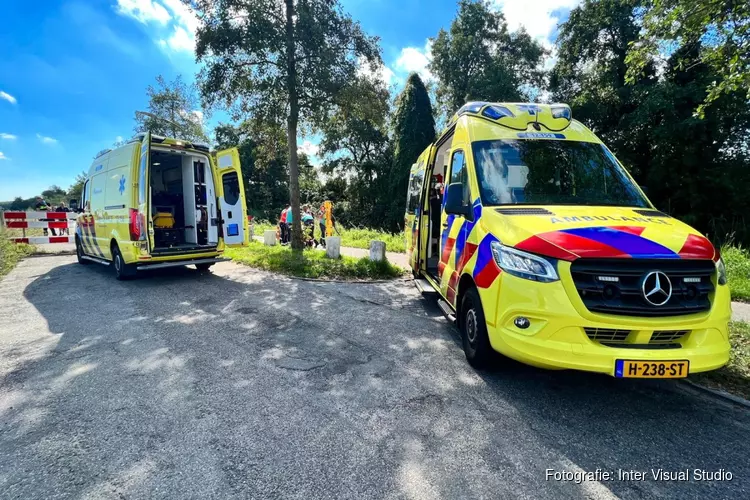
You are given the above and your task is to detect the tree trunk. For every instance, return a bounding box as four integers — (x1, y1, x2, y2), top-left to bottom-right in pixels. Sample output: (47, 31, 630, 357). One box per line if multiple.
(285, 0, 303, 249)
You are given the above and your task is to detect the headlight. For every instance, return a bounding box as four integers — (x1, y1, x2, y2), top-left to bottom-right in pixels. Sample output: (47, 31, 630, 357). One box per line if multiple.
(716, 258, 727, 285)
(490, 241, 559, 282)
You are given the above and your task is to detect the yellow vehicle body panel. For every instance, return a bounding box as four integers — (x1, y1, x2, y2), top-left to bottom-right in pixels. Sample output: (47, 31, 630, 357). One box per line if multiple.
(408, 102, 730, 376)
(76, 135, 245, 269)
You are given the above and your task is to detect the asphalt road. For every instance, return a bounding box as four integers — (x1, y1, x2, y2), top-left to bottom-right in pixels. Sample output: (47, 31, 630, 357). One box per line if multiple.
(1, 256, 749, 499)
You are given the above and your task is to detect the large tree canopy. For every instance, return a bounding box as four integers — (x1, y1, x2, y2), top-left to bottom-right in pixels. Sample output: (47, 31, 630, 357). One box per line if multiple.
(429, 0, 546, 118)
(186, 0, 381, 248)
(627, 0, 750, 117)
(134, 75, 207, 142)
(389, 73, 435, 230)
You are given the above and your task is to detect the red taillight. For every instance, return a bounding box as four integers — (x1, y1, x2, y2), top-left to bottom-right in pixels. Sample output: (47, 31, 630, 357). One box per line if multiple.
(129, 208, 141, 240)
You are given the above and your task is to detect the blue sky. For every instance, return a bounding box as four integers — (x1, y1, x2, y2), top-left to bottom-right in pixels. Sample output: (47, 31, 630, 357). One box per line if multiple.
(0, 0, 579, 200)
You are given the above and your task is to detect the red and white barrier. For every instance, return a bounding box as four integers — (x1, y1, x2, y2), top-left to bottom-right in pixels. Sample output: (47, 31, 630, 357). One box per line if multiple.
(11, 236, 75, 244)
(2, 211, 77, 245)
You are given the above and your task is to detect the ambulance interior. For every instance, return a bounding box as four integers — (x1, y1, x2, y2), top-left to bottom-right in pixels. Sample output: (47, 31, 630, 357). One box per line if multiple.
(426, 136, 452, 277)
(149, 149, 218, 252)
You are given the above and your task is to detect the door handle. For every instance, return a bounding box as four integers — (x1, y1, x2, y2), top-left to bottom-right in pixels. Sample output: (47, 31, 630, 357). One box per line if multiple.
(442, 222, 450, 228)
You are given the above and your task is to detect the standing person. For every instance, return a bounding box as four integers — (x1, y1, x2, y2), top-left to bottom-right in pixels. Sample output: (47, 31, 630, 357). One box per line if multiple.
(56, 201, 70, 235)
(317, 203, 327, 248)
(34, 196, 56, 236)
(279, 204, 290, 244)
(302, 205, 315, 247)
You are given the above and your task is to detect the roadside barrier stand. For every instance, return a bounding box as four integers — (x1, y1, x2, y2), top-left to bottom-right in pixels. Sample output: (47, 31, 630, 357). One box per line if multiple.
(369, 240, 386, 262)
(325, 236, 341, 259)
(2, 211, 76, 244)
(263, 230, 277, 246)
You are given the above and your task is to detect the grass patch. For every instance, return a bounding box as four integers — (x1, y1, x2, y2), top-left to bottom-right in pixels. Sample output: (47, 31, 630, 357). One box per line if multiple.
(0, 229, 34, 278)
(691, 321, 750, 400)
(251, 220, 406, 253)
(723, 245, 750, 302)
(225, 241, 404, 280)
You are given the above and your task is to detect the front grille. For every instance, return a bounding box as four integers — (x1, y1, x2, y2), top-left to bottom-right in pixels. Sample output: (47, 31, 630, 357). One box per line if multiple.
(650, 330, 689, 343)
(570, 259, 715, 317)
(584, 327, 631, 343)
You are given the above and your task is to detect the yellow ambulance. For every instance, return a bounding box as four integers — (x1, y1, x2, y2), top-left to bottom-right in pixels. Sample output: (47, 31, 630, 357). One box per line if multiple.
(406, 102, 730, 378)
(75, 132, 248, 279)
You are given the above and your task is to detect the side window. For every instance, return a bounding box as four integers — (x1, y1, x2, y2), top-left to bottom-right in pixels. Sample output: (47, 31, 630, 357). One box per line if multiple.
(406, 165, 424, 214)
(81, 180, 91, 211)
(406, 168, 424, 214)
(449, 150, 470, 205)
(222, 172, 240, 205)
(138, 153, 147, 205)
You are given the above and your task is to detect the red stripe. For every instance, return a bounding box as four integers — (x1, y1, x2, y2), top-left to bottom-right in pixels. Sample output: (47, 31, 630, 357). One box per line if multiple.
(608, 225, 646, 236)
(539, 231, 629, 258)
(456, 242, 478, 273)
(441, 237, 455, 265)
(678, 234, 715, 260)
(4, 211, 27, 219)
(515, 235, 577, 261)
(49, 236, 70, 243)
(11, 238, 30, 244)
(6, 221, 69, 229)
(6, 221, 28, 228)
(475, 262, 501, 288)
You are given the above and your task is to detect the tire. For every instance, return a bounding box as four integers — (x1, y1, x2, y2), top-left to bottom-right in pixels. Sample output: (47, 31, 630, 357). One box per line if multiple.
(460, 287, 494, 369)
(112, 245, 135, 280)
(76, 237, 90, 265)
(196, 263, 213, 273)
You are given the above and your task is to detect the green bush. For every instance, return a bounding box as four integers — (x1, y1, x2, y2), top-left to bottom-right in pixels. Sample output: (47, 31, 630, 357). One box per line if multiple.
(0, 229, 34, 278)
(722, 245, 750, 302)
(226, 241, 404, 280)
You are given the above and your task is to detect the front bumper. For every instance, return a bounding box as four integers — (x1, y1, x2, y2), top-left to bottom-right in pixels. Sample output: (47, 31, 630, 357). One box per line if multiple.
(481, 269, 731, 376)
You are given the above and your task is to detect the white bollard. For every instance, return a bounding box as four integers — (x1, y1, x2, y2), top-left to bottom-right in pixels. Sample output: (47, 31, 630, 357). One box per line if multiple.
(263, 230, 277, 246)
(369, 240, 386, 262)
(325, 236, 341, 259)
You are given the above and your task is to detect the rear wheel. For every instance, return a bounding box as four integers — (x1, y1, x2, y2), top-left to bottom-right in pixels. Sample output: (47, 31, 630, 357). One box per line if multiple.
(112, 245, 135, 280)
(196, 263, 213, 273)
(76, 237, 90, 265)
(460, 287, 493, 369)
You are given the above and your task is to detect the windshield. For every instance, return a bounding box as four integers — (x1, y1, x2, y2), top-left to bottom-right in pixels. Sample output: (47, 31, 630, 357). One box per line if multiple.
(471, 139, 649, 207)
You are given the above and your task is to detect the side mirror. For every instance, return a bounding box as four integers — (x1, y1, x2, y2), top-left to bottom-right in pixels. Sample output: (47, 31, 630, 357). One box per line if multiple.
(444, 182, 472, 219)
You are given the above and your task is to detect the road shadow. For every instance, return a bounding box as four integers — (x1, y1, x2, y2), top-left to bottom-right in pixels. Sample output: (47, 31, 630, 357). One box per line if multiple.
(1, 259, 748, 499)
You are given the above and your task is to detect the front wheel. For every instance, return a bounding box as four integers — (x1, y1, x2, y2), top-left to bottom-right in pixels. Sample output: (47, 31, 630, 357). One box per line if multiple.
(460, 287, 494, 369)
(76, 237, 90, 265)
(112, 245, 135, 280)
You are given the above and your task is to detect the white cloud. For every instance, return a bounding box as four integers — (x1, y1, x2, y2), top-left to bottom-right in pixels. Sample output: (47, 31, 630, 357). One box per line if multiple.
(298, 140, 320, 158)
(160, 25, 195, 52)
(159, 0, 199, 53)
(357, 57, 396, 85)
(115, 135, 124, 144)
(393, 41, 433, 82)
(37, 134, 58, 145)
(0, 91, 17, 105)
(191, 110, 204, 124)
(0, 151, 9, 160)
(492, 0, 581, 48)
(0, 133, 17, 140)
(116, 0, 170, 25)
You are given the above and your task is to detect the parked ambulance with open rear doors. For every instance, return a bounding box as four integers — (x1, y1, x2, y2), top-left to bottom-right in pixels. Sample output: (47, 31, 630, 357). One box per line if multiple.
(405, 102, 730, 379)
(75, 132, 248, 280)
